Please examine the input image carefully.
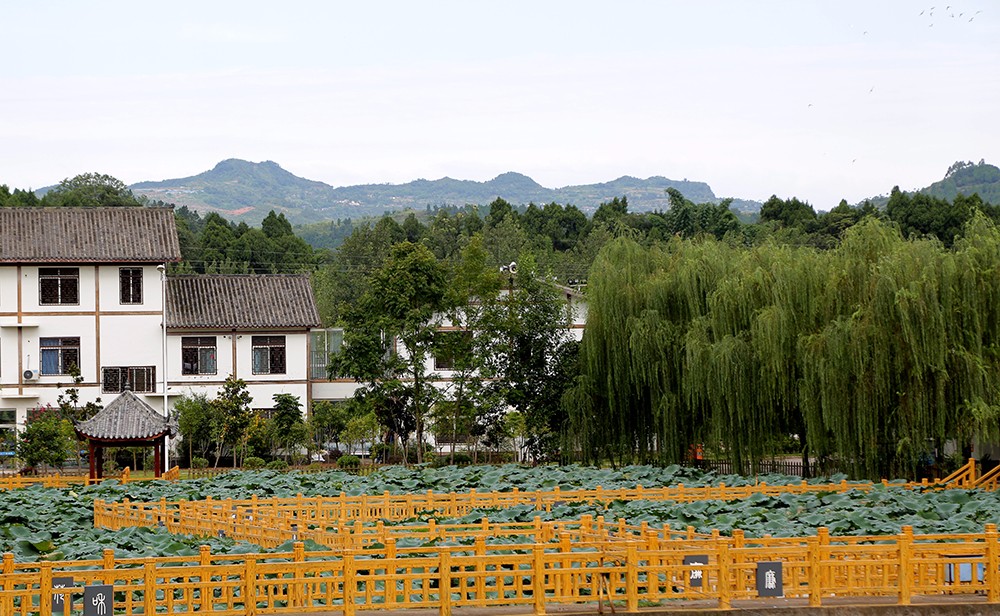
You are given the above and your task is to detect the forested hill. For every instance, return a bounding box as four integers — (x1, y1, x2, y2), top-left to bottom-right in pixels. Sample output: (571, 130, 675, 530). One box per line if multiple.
(921, 160, 1000, 205)
(129, 159, 752, 224)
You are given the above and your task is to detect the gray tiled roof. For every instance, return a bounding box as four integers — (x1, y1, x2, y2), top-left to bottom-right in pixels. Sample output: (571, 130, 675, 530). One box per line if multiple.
(0, 207, 181, 263)
(75, 390, 177, 440)
(166, 274, 321, 329)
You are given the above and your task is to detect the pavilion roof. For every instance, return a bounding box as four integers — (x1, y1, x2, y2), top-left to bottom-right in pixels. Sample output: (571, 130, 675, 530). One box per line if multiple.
(74, 390, 177, 440)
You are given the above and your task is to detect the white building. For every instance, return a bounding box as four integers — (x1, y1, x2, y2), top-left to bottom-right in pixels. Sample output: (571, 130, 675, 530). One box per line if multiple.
(0, 208, 322, 454)
(0, 207, 588, 460)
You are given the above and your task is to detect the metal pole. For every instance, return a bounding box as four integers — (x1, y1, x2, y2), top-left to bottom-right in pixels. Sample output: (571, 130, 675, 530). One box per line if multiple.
(158, 264, 169, 473)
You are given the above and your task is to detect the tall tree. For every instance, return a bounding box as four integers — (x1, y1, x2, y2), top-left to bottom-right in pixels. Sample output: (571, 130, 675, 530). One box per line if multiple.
(43, 173, 144, 208)
(479, 255, 574, 461)
(330, 242, 449, 462)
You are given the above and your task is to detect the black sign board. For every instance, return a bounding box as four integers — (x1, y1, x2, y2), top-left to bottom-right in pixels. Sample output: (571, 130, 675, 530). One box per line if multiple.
(756, 561, 783, 597)
(52, 576, 73, 615)
(682, 555, 708, 587)
(83, 584, 113, 616)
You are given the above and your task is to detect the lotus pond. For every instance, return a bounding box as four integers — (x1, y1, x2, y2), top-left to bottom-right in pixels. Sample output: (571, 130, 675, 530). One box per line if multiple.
(2, 464, 999, 562)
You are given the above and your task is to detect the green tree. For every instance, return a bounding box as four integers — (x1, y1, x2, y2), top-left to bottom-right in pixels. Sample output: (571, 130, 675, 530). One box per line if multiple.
(43, 173, 144, 207)
(17, 407, 75, 470)
(479, 255, 574, 461)
(174, 393, 215, 464)
(435, 236, 504, 462)
(308, 400, 350, 455)
(270, 393, 306, 461)
(209, 376, 253, 468)
(759, 195, 817, 228)
(330, 242, 450, 462)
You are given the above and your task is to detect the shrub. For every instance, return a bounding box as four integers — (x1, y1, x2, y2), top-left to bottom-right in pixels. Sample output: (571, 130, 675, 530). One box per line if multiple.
(337, 455, 361, 469)
(190, 457, 209, 469)
(306, 462, 325, 472)
(432, 452, 472, 466)
(266, 460, 289, 471)
(102, 459, 119, 475)
(243, 457, 265, 469)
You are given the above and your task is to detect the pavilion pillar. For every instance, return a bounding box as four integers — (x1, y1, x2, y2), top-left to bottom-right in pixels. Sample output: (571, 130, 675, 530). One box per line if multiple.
(154, 439, 162, 478)
(96, 445, 104, 479)
(88, 440, 96, 481)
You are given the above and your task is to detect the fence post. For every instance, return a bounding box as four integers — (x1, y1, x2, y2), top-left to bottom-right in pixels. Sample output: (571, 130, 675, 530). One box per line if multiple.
(343, 551, 356, 616)
(144, 557, 156, 615)
(244, 556, 258, 616)
(533, 544, 546, 615)
(40, 561, 53, 616)
(807, 536, 821, 607)
(102, 548, 115, 586)
(386, 538, 397, 607)
(1, 553, 13, 614)
(717, 536, 731, 610)
(292, 541, 305, 608)
(440, 549, 452, 616)
(986, 524, 999, 603)
(625, 543, 639, 613)
(898, 526, 912, 605)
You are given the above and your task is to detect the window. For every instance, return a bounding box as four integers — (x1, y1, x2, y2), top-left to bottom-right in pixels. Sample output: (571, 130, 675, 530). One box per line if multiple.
(119, 267, 143, 304)
(433, 331, 472, 371)
(102, 366, 155, 393)
(181, 337, 217, 375)
(252, 336, 286, 375)
(0, 409, 15, 458)
(310, 328, 343, 379)
(39, 268, 79, 305)
(40, 337, 80, 375)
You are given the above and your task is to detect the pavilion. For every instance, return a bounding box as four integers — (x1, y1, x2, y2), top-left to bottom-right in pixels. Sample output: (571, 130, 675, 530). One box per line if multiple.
(74, 389, 177, 479)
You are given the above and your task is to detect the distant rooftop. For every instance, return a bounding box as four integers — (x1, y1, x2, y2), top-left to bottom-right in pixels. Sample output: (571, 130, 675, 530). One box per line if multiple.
(167, 274, 321, 330)
(0, 206, 181, 263)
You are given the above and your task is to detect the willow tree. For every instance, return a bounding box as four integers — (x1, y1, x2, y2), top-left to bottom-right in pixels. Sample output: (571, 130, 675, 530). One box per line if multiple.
(570, 213, 1000, 479)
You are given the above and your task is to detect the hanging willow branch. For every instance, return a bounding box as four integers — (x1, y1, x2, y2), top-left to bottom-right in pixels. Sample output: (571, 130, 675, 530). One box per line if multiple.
(568, 214, 1000, 479)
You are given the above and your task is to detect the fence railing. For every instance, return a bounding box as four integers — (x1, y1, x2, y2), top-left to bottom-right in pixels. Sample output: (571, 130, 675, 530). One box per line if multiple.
(2, 524, 999, 615)
(94, 467, 970, 539)
(0, 465, 182, 490)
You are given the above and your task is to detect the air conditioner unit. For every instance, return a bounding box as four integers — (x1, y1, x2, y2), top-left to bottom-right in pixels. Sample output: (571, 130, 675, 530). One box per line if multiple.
(22, 369, 39, 381)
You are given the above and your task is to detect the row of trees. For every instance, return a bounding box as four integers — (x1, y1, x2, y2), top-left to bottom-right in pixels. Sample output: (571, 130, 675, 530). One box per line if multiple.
(175, 378, 311, 468)
(328, 238, 577, 463)
(567, 214, 1000, 478)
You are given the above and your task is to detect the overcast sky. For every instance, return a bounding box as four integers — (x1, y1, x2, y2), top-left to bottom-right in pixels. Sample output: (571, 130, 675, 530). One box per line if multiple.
(2, 1, 997, 209)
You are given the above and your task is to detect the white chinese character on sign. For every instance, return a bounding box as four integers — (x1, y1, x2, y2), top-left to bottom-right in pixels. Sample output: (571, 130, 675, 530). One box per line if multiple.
(764, 569, 777, 590)
(53, 584, 65, 604)
(690, 569, 703, 580)
(93, 592, 107, 615)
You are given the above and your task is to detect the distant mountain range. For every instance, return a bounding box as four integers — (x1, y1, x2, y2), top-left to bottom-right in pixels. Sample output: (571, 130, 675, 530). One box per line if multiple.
(130, 159, 761, 225)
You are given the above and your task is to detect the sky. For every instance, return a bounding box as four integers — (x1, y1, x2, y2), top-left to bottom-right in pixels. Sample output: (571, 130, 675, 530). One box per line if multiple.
(1, 1, 998, 210)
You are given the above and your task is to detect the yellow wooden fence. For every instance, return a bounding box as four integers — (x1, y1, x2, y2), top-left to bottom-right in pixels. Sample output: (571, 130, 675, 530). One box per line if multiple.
(0, 465, 181, 490)
(92, 463, 976, 540)
(2, 524, 998, 615)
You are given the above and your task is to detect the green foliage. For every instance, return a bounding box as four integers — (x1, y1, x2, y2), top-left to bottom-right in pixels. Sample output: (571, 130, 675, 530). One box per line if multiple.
(308, 400, 349, 453)
(174, 393, 214, 463)
(570, 215, 1000, 478)
(270, 393, 306, 461)
(243, 457, 265, 469)
(6, 465, 1000, 562)
(266, 460, 289, 471)
(16, 407, 75, 470)
(337, 455, 361, 469)
(210, 376, 254, 468)
(331, 241, 450, 463)
(43, 173, 144, 208)
(190, 457, 209, 469)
